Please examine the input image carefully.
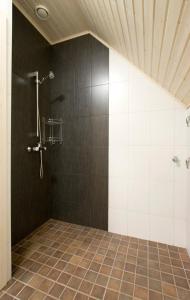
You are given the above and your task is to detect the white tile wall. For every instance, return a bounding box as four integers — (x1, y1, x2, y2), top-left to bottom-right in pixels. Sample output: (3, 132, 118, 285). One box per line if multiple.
(109, 83, 129, 114)
(129, 112, 150, 145)
(186, 108, 190, 254)
(187, 184, 190, 254)
(150, 216, 173, 245)
(109, 208, 127, 235)
(127, 212, 149, 240)
(109, 115, 129, 146)
(109, 178, 128, 210)
(109, 49, 188, 248)
(128, 180, 149, 214)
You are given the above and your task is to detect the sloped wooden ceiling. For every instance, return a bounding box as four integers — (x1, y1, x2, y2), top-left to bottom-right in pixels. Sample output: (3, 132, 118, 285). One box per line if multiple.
(13, 0, 190, 106)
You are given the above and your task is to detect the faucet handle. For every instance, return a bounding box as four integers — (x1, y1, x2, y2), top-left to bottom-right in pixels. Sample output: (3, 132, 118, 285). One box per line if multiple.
(186, 157, 190, 169)
(27, 146, 32, 152)
(26, 143, 47, 152)
(172, 156, 179, 163)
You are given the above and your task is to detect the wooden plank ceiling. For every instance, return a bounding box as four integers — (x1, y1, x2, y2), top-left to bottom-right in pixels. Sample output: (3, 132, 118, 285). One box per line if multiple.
(13, 0, 190, 106)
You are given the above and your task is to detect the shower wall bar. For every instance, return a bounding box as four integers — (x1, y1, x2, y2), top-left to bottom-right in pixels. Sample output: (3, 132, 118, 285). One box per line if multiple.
(28, 71, 39, 137)
(27, 70, 55, 179)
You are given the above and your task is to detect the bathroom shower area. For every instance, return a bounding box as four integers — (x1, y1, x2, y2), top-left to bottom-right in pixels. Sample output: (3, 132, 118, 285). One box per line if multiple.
(1, 0, 190, 299)
(11, 5, 109, 245)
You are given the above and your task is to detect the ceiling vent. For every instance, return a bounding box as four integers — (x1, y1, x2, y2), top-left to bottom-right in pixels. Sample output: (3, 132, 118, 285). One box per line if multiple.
(35, 5, 49, 20)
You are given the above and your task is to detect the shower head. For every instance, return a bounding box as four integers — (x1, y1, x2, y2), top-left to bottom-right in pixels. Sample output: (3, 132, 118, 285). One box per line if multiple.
(40, 71, 55, 84)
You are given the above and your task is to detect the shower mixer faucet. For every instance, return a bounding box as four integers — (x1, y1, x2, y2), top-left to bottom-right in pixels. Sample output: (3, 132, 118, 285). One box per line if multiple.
(27, 142, 46, 153)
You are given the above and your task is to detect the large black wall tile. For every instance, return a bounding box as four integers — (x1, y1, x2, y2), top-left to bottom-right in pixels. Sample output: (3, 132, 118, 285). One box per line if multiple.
(91, 37, 109, 86)
(50, 89, 75, 121)
(89, 176, 108, 230)
(90, 147, 108, 177)
(51, 34, 109, 230)
(91, 84, 109, 116)
(73, 117, 91, 147)
(90, 116, 109, 147)
(74, 87, 91, 117)
(71, 147, 90, 175)
(75, 35, 92, 88)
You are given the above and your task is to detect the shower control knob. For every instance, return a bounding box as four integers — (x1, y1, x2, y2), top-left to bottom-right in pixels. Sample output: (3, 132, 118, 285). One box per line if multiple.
(27, 146, 32, 152)
(172, 156, 179, 163)
(186, 157, 190, 169)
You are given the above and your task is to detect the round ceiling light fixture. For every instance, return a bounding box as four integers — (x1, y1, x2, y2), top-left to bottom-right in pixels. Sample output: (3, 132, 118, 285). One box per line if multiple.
(35, 5, 49, 20)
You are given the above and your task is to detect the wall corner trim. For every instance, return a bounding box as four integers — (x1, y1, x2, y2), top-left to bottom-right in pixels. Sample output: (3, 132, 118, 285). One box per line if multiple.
(0, 12, 12, 289)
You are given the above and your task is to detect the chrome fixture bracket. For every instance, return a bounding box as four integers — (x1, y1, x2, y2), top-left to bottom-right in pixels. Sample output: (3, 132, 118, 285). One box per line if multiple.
(186, 157, 190, 169)
(172, 156, 179, 164)
(186, 115, 190, 127)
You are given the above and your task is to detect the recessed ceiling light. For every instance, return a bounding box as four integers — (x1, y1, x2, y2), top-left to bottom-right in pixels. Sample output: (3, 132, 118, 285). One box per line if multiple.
(35, 5, 49, 20)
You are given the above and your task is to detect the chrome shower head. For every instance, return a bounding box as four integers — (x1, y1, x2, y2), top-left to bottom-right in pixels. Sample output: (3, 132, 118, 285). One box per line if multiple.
(40, 71, 55, 84)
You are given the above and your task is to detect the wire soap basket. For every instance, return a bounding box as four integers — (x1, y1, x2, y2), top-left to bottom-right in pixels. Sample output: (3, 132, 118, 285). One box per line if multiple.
(42, 117, 63, 145)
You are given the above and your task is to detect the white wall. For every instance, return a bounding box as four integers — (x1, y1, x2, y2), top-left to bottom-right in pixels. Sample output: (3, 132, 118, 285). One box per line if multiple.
(0, 0, 12, 289)
(109, 49, 188, 247)
(187, 183, 190, 253)
(186, 107, 190, 254)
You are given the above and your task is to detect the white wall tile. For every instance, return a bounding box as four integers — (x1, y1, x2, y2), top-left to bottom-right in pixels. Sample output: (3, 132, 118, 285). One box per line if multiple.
(128, 180, 149, 214)
(173, 147, 188, 183)
(173, 147, 188, 219)
(109, 51, 129, 83)
(149, 147, 174, 182)
(109, 82, 129, 114)
(129, 112, 150, 145)
(127, 212, 149, 240)
(173, 181, 187, 219)
(187, 130, 190, 148)
(150, 181, 173, 217)
(129, 71, 150, 113)
(186, 108, 190, 157)
(109, 147, 128, 177)
(128, 146, 150, 181)
(150, 216, 173, 244)
(150, 110, 174, 146)
(109, 208, 127, 235)
(187, 172, 190, 254)
(186, 103, 190, 253)
(145, 81, 175, 111)
(109, 114, 129, 147)
(174, 219, 186, 248)
(174, 109, 188, 146)
(109, 177, 128, 210)
(128, 61, 175, 111)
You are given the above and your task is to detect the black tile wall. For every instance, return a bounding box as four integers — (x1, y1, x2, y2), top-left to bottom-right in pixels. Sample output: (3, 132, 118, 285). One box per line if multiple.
(50, 35, 109, 230)
(11, 6, 51, 244)
(12, 5, 109, 241)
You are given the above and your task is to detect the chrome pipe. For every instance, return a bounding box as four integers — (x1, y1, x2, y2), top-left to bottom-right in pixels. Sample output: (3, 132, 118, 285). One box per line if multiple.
(40, 150, 43, 179)
(28, 71, 39, 137)
(35, 71, 39, 137)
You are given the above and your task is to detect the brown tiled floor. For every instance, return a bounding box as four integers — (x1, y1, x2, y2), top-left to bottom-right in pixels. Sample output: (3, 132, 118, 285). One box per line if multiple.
(1, 219, 190, 299)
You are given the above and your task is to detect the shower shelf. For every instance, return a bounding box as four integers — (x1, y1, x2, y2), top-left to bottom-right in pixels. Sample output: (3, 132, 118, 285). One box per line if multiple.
(42, 117, 63, 145)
